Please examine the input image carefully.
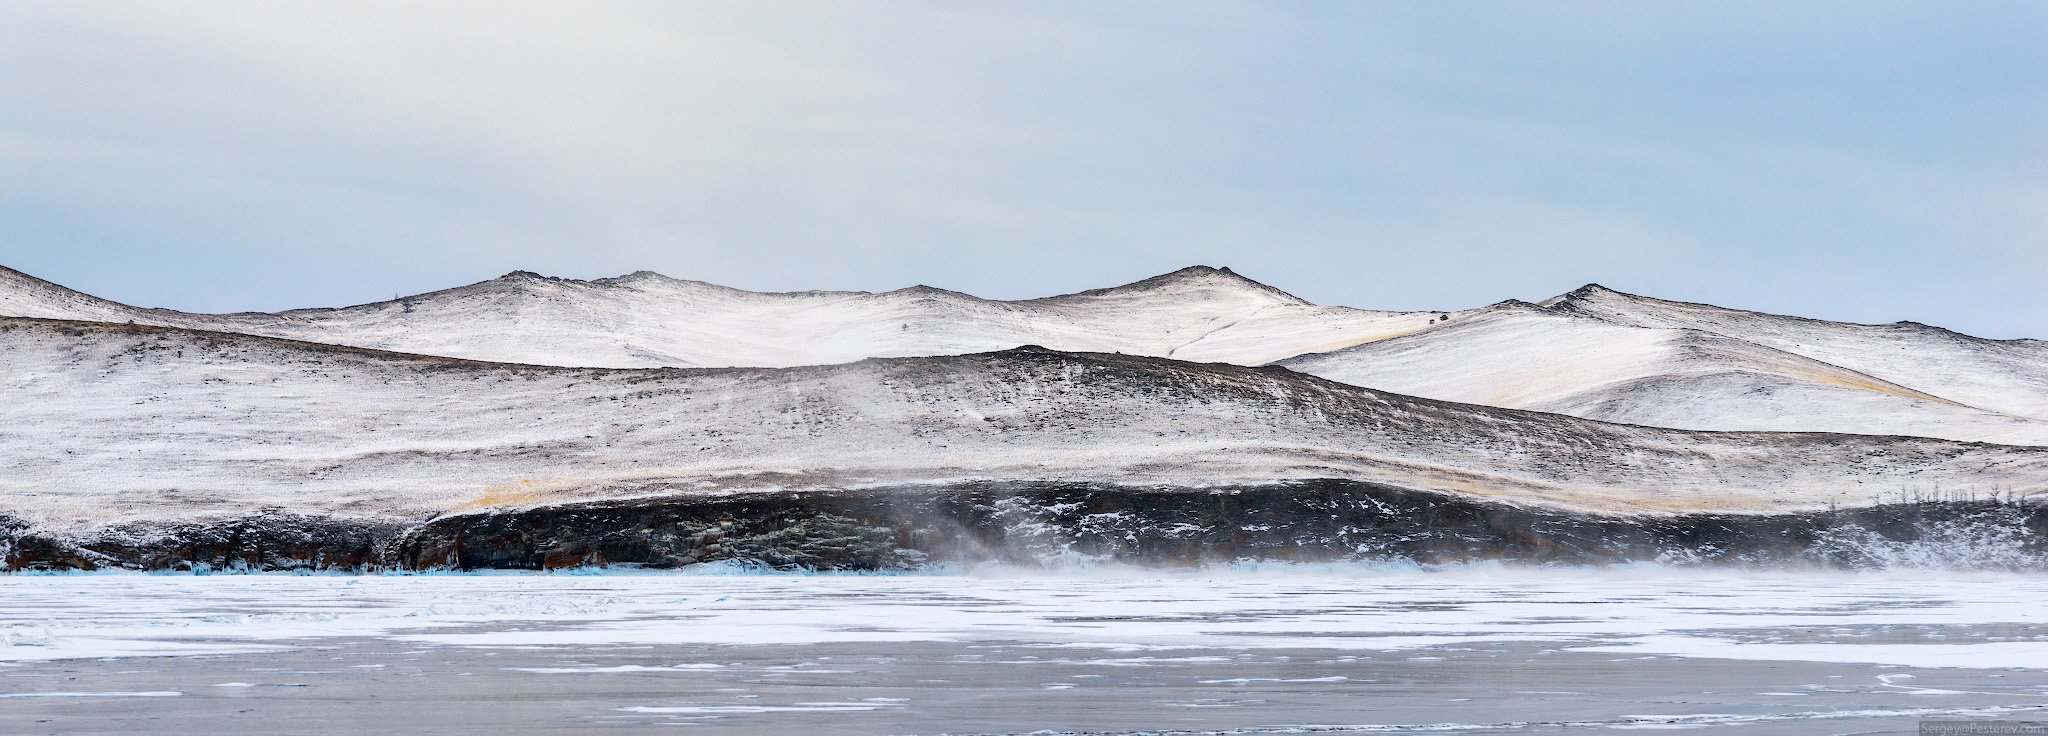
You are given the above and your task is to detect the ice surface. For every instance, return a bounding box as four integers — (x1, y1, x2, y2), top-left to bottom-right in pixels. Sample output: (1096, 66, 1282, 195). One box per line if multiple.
(5, 569, 2048, 670)
(9, 570, 2048, 734)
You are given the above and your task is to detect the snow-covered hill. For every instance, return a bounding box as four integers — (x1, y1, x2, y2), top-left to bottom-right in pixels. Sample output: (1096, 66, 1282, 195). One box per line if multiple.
(5, 318, 2043, 534)
(7, 265, 2046, 447)
(0, 265, 1452, 369)
(1548, 285, 2048, 423)
(1281, 300, 2048, 446)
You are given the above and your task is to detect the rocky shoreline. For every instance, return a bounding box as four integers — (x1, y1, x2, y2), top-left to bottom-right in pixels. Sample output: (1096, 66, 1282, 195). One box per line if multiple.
(5, 481, 2044, 573)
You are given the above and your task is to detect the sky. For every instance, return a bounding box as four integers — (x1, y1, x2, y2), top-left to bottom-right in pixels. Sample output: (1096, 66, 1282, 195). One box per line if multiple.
(3, 1, 2044, 337)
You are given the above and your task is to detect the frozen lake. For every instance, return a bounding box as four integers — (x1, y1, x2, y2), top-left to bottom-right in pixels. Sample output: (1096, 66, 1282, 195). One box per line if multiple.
(4, 567, 2048, 734)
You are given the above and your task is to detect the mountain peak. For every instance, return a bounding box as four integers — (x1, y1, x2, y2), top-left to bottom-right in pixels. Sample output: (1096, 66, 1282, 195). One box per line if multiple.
(1566, 283, 1626, 299)
(883, 284, 984, 301)
(1041, 265, 1309, 305)
(1538, 283, 1642, 309)
(492, 269, 689, 289)
(1150, 265, 1254, 283)
(597, 270, 710, 289)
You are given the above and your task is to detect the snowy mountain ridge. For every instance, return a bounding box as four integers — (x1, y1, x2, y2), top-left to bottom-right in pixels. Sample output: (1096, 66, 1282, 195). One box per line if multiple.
(4, 263, 2046, 446)
(0, 265, 1455, 370)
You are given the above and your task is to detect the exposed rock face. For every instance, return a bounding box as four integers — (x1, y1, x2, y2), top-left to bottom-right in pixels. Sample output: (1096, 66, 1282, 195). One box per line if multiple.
(9, 484, 2044, 572)
(1, 513, 406, 573)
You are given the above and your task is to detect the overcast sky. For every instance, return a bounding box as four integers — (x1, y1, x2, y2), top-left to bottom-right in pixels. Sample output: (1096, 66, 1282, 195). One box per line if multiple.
(3, 1, 2043, 336)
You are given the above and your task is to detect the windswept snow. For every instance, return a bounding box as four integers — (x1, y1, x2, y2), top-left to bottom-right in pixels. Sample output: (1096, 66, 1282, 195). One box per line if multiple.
(3, 318, 2044, 531)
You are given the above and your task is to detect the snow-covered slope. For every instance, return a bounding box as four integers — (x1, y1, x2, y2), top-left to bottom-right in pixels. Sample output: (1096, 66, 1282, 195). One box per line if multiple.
(0, 266, 158, 324)
(1549, 285, 2048, 423)
(0, 266, 1452, 369)
(5, 318, 2044, 532)
(1281, 302, 2048, 446)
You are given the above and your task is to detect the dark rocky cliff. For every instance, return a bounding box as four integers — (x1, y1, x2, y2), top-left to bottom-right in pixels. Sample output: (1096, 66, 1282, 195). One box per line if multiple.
(7, 482, 2043, 573)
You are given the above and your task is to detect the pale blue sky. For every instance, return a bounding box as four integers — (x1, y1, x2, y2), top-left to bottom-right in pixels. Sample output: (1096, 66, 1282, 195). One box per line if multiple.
(3, 2, 2043, 336)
